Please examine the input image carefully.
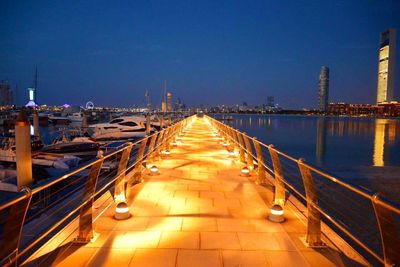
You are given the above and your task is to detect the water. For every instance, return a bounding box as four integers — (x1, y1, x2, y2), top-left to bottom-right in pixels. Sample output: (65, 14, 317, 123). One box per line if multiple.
(213, 114, 400, 200)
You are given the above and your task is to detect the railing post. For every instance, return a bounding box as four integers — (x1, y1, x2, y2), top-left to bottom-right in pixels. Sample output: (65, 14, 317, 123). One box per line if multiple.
(114, 143, 133, 203)
(236, 132, 246, 163)
(242, 133, 254, 170)
(252, 138, 266, 185)
(297, 159, 324, 247)
(155, 130, 165, 161)
(0, 188, 32, 267)
(147, 132, 158, 163)
(268, 145, 285, 207)
(160, 114, 165, 128)
(133, 138, 148, 183)
(372, 194, 400, 267)
(76, 159, 104, 243)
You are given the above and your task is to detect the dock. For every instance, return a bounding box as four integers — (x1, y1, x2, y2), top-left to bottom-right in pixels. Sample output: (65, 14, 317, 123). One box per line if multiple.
(23, 116, 366, 267)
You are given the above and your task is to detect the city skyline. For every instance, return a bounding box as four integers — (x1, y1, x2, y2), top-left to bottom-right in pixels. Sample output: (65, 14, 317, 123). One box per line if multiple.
(1, 1, 400, 108)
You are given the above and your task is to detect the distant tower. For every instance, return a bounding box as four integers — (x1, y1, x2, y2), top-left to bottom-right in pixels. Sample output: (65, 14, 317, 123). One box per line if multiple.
(318, 66, 329, 112)
(376, 28, 396, 104)
(166, 92, 173, 111)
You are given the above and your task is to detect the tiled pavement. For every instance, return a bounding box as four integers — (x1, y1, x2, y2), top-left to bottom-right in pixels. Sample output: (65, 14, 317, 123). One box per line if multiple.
(25, 117, 365, 267)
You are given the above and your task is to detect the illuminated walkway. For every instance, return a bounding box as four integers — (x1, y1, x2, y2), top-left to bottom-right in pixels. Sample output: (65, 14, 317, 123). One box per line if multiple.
(25, 117, 361, 267)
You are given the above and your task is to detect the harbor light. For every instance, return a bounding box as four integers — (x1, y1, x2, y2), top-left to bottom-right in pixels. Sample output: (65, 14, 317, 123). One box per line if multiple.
(114, 202, 131, 220)
(268, 204, 284, 223)
(241, 166, 250, 176)
(150, 165, 159, 175)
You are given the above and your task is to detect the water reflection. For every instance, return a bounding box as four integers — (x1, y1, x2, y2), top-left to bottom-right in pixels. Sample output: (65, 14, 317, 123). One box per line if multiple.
(316, 118, 327, 165)
(373, 119, 397, 167)
(220, 114, 400, 168)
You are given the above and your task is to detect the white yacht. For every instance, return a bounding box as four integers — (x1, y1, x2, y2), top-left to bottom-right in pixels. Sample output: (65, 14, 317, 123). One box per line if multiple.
(87, 116, 151, 140)
(67, 112, 84, 123)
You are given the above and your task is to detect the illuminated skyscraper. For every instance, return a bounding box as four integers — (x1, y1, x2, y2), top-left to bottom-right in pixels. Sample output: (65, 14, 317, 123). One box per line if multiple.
(377, 28, 396, 104)
(166, 92, 173, 111)
(318, 66, 329, 112)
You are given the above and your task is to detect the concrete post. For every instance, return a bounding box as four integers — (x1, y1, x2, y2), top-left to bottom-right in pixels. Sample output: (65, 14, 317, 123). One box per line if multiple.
(15, 111, 33, 189)
(146, 113, 151, 135)
(33, 111, 40, 139)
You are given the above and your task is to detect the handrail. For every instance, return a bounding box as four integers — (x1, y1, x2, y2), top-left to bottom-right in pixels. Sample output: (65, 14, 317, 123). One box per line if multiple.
(0, 115, 194, 266)
(205, 114, 400, 267)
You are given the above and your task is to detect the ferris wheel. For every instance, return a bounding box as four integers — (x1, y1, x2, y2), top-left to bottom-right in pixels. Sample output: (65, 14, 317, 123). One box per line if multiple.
(86, 101, 94, 109)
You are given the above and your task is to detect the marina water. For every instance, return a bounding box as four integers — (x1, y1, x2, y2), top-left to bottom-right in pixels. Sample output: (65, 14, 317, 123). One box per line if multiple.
(213, 114, 400, 202)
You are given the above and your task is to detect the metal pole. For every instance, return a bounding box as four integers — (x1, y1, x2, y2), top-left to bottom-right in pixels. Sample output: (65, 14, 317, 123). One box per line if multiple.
(15, 111, 33, 189)
(146, 113, 151, 135)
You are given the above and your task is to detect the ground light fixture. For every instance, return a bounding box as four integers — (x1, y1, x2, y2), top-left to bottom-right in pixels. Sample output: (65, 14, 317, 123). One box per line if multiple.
(150, 165, 159, 175)
(114, 202, 131, 220)
(241, 166, 250, 176)
(171, 141, 178, 147)
(268, 204, 284, 223)
(164, 150, 171, 156)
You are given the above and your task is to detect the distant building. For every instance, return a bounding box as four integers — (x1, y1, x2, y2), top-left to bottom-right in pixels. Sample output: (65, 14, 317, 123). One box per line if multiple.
(377, 28, 396, 104)
(328, 102, 400, 117)
(161, 101, 167, 112)
(318, 66, 329, 112)
(267, 96, 274, 107)
(0, 80, 13, 106)
(25, 87, 37, 107)
(166, 92, 173, 111)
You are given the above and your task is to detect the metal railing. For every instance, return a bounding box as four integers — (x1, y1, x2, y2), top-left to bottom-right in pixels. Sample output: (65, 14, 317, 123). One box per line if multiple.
(0, 116, 192, 266)
(205, 115, 399, 267)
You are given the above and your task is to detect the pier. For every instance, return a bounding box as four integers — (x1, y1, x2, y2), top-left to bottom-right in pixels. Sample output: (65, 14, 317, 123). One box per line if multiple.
(1, 115, 399, 266)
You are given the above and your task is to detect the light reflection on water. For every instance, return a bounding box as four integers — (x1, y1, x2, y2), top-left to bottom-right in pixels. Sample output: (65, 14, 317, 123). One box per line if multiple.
(218, 114, 400, 171)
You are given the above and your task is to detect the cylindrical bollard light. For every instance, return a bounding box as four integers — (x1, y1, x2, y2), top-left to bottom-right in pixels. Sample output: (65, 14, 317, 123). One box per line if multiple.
(146, 113, 151, 135)
(15, 111, 33, 189)
(33, 111, 40, 139)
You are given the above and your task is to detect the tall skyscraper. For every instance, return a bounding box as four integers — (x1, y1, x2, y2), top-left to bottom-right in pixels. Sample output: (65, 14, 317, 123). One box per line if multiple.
(318, 66, 329, 112)
(377, 28, 397, 104)
(166, 92, 173, 111)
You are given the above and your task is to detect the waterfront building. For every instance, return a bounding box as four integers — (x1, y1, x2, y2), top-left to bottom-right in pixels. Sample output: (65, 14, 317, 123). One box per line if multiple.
(0, 80, 13, 106)
(377, 28, 396, 104)
(318, 66, 329, 112)
(328, 102, 400, 117)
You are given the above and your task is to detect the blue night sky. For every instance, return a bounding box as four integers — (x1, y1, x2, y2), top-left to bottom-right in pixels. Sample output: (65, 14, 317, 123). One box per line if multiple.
(1, 1, 400, 108)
